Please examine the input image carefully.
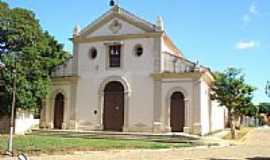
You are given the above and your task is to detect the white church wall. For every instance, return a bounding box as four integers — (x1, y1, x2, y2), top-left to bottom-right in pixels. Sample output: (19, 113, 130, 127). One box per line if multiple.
(75, 37, 156, 131)
(127, 74, 154, 131)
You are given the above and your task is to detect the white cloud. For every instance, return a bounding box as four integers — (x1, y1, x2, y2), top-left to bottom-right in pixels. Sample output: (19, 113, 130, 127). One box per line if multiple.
(249, 3, 258, 15)
(236, 40, 259, 50)
(242, 2, 259, 24)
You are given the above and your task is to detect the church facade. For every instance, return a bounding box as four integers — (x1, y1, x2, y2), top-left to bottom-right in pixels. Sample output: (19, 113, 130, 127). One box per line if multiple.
(40, 5, 226, 135)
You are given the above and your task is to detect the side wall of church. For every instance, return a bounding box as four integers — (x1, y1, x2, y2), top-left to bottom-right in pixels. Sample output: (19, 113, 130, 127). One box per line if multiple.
(199, 80, 211, 135)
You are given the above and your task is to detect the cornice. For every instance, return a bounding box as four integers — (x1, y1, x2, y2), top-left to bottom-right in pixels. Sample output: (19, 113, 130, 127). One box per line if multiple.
(52, 76, 80, 84)
(73, 32, 163, 43)
(151, 71, 215, 86)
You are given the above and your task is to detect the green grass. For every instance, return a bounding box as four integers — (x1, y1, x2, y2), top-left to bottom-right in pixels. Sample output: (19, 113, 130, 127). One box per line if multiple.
(0, 135, 192, 155)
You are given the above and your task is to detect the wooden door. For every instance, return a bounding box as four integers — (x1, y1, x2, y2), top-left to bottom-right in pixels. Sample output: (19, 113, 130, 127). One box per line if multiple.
(170, 92, 185, 132)
(54, 93, 64, 129)
(103, 81, 124, 131)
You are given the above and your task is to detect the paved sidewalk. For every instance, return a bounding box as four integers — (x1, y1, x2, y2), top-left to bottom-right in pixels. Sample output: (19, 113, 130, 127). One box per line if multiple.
(3, 128, 270, 160)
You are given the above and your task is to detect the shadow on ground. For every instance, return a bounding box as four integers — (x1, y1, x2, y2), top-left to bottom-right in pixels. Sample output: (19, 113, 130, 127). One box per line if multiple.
(209, 158, 235, 160)
(247, 157, 270, 160)
(209, 158, 270, 160)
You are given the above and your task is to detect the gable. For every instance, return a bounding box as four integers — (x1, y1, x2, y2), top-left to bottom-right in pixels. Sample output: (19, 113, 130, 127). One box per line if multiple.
(78, 6, 160, 39)
(86, 18, 146, 38)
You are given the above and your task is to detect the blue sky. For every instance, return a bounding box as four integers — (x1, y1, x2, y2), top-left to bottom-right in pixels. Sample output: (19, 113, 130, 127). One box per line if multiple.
(5, 0, 270, 103)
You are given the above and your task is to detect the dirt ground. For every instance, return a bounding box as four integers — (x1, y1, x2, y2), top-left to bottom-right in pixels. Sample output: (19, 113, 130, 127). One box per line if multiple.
(3, 127, 270, 160)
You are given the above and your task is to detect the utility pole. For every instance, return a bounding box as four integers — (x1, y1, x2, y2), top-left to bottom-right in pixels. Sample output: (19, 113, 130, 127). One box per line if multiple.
(6, 57, 17, 156)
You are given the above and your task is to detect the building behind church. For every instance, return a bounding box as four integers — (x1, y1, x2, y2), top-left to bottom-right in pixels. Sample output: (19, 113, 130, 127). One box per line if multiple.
(39, 4, 227, 136)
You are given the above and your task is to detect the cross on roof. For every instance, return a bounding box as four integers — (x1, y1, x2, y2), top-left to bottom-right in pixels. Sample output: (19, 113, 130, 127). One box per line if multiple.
(110, 0, 119, 7)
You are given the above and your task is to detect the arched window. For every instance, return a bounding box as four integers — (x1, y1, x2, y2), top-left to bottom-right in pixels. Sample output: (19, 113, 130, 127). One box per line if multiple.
(134, 44, 143, 57)
(89, 47, 97, 59)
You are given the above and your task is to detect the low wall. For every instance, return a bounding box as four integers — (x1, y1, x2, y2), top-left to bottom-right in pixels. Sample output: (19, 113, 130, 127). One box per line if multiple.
(211, 101, 227, 132)
(15, 110, 40, 135)
(242, 116, 259, 127)
(0, 110, 39, 135)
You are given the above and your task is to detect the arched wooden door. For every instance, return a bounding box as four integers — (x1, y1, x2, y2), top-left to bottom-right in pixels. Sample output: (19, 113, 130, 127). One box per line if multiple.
(170, 92, 185, 132)
(103, 81, 124, 131)
(54, 93, 64, 129)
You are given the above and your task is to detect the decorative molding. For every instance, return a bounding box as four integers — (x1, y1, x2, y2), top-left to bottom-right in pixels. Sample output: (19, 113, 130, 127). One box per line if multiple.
(98, 76, 131, 94)
(166, 87, 189, 100)
(109, 19, 122, 34)
(73, 32, 162, 43)
(151, 72, 201, 80)
(52, 76, 79, 84)
(151, 72, 214, 87)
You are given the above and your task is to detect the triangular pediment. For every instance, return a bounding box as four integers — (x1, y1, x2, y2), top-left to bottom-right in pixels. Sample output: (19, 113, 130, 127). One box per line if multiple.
(78, 6, 160, 38)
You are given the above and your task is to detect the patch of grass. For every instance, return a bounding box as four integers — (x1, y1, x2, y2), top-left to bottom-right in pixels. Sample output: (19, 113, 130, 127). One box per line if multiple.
(0, 135, 192, 155)
(223, 127, 253, 140)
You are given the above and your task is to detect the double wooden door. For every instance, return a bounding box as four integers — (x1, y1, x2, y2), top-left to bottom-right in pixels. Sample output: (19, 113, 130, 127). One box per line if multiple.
(103, 82, 124, 131)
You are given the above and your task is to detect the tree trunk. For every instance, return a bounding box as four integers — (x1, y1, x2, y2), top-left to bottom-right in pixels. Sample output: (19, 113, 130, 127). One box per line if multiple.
(229, 110, 237, 139)
(227, 109, 232, 128)
(235, 114, 241, 130)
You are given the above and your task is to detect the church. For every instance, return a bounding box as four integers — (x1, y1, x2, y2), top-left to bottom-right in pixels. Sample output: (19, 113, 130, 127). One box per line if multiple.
(40, 2, 226, 136)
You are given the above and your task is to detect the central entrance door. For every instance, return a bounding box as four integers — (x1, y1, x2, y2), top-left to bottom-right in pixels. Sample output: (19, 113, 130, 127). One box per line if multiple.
(103, 81, 124, 131)
(54, 93, 64, 129)
(170, 92, 185, 132)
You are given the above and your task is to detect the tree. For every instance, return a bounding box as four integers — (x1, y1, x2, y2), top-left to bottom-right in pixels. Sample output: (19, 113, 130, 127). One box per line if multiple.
(0, 1, 70, 114)
(211, 68, 256, 139)
(258, 103, 270, 114)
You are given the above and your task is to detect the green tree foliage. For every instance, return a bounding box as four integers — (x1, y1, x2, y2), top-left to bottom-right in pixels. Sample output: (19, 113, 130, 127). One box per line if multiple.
(211, 67, 256, 139)
(0, 1, 70, 114)
(258, 103, 270, 113)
